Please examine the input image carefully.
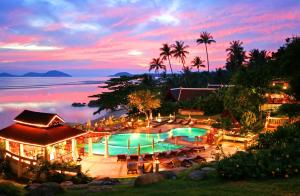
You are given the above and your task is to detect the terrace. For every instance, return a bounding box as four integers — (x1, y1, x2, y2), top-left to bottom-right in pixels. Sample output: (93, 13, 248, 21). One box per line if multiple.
(0, 110, 249, 179)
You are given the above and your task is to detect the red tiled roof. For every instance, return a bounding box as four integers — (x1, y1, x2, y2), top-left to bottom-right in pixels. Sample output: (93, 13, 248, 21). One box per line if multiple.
(0, 124, 86, 146)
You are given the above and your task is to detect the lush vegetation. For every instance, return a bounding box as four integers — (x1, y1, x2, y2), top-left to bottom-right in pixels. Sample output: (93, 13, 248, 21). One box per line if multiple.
(217, 122, 300, 180)
(128, 90, 161, 126)
(63, 172, 300, 196)
(91, 35, 299, 127)
(276, 104, 300, 118)
(0, 182, 22, 196)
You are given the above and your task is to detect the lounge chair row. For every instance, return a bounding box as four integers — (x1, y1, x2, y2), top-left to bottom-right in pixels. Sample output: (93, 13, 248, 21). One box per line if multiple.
(117, 154, 154, 162)
(118, 146, 205, 162)
(161, 155, 206, 169)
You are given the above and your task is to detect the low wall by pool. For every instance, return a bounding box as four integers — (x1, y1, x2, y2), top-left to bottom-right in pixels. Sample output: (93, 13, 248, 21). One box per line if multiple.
(85, 127, 207, 156)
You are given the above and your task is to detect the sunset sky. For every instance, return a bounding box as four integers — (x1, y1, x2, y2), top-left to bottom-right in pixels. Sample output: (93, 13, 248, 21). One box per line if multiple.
(0, 0, 299, 76)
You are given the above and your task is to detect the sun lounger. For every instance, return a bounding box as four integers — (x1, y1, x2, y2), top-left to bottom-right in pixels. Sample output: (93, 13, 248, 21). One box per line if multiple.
(191, 155, 206, 164)
(143, 154, 153, 161)
(117, 154, 127, 162)
(143, 162, 153, 173)
(161, 160, 174, 169)
(175, 149, 186, 157)
(174, 119, 183, 124)
(181, 159, 193, 168)
(168, 118, 175, 123)
(129, 155, 139, 162)
(189, 120, 195, 125)
(181, 119, 191, 125)
(192, 146, 205, 153)
(167, 151, 177, 158)
(157, 152, 168, 159)
(171, 158, 182, 167)
(127, 162, 138, 174)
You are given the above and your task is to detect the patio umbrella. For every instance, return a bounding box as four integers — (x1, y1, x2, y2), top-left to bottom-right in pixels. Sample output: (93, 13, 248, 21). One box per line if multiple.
(128, 138, 130, 150)
(137, 144, 141, 157)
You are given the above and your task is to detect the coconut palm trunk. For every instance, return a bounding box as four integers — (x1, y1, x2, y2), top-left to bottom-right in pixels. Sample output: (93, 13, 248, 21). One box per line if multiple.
(205, 43, 210, 72)
(167, 56, 174, 75)
(181, 57, 186, 69)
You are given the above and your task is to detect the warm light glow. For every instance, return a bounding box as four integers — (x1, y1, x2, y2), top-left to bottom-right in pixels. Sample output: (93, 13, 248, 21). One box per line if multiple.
(0, 132, 87, 148)
(14, 115, 65, 128)
(168, 129, 173, 137)
(154, 158, 160, 164)
(131, 133, 140, 139)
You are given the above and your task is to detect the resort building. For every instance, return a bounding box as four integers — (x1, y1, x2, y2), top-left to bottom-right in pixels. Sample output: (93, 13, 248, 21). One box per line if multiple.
(167, 87, 216, 102)
(0, 110, 88, 176)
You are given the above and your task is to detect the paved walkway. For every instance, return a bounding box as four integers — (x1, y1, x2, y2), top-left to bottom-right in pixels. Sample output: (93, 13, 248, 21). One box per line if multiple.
(81, 141, 241, 178)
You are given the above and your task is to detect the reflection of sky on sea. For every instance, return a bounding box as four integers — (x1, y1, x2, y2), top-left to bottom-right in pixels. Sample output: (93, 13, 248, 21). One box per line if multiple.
(0, 77, 108, 129)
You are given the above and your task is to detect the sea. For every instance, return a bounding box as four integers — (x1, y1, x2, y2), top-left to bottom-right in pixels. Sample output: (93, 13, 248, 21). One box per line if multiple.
(0, 77, 110, 129)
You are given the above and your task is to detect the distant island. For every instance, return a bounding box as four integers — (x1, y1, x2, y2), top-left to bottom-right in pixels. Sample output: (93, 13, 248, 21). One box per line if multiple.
(109, 72, 132, 77)
(0, 70, 72, 77)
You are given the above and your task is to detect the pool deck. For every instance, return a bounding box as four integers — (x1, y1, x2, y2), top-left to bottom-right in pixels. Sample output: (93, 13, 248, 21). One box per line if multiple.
(81, 141, 243, 178)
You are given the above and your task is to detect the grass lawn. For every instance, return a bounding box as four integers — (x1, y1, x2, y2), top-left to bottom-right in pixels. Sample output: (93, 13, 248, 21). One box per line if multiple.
(62, 173, 300, 196)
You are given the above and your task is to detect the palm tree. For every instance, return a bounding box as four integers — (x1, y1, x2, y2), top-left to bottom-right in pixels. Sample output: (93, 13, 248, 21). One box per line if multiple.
(149, 57, 166, 75)
(191, 56, 205, 72)
(225, 40, 246, 73)
(160, 43, 174, 75)
(248, 49, 269, 69)
(196, 31, 216, 72)
(171, 41, 189, 69)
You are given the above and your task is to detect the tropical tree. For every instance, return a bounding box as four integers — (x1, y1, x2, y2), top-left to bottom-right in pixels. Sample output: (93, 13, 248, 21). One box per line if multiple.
(171, 41, 189, 69)
(149, 57, 166, 75)
(191, 56, 205, 72)
(248, 49, 269, 69)
(225, 40, 246, 73)
(90, 74, 158, 114)
(160, 43, 174, 75)
(128, 90, 161, 127)
(241, 111, 257, 130)
(196, 31, 216, 72)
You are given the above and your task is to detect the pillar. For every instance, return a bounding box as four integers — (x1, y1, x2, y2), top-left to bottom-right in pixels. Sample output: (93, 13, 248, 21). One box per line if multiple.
(17, 143, 24, 177)
(43, 147, 49, 161)
(5, 140, 9, 151)
(88, 137, 93, 157)
(20, 143, 24, 157)
(72, 138, 78, 161)
(104, 136, 109, 158)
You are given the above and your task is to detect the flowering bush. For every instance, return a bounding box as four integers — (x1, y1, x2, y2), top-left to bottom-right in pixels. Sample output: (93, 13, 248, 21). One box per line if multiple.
(217, 122, 300, 180)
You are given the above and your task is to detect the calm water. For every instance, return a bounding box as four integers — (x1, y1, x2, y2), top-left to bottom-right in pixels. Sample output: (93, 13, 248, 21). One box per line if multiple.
(0, 77, 109, 129)
(87, 128, 207, 155)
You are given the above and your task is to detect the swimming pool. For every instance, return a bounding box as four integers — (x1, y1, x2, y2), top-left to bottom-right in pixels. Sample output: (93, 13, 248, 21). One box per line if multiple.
(86, 127, 207, 156)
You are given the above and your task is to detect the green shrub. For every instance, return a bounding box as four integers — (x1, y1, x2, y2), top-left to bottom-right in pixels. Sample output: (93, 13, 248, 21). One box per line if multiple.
(277, 104, 300, 118)
(0, 160, 14, 179)
(217, 122, 300, 180)
(195, 92, 224, 115)
(48, 172, 65, 183)
(71, 172, 92, 184)
(159, 101, 179, 115)
(0, 182, 22, 196)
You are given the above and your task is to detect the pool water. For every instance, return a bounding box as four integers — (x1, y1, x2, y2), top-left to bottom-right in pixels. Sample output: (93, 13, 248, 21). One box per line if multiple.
(85, 127, 207, 155)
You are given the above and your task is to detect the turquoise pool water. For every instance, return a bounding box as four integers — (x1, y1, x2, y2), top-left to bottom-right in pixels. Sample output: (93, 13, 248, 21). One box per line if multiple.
(86, 127, 207, 155)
